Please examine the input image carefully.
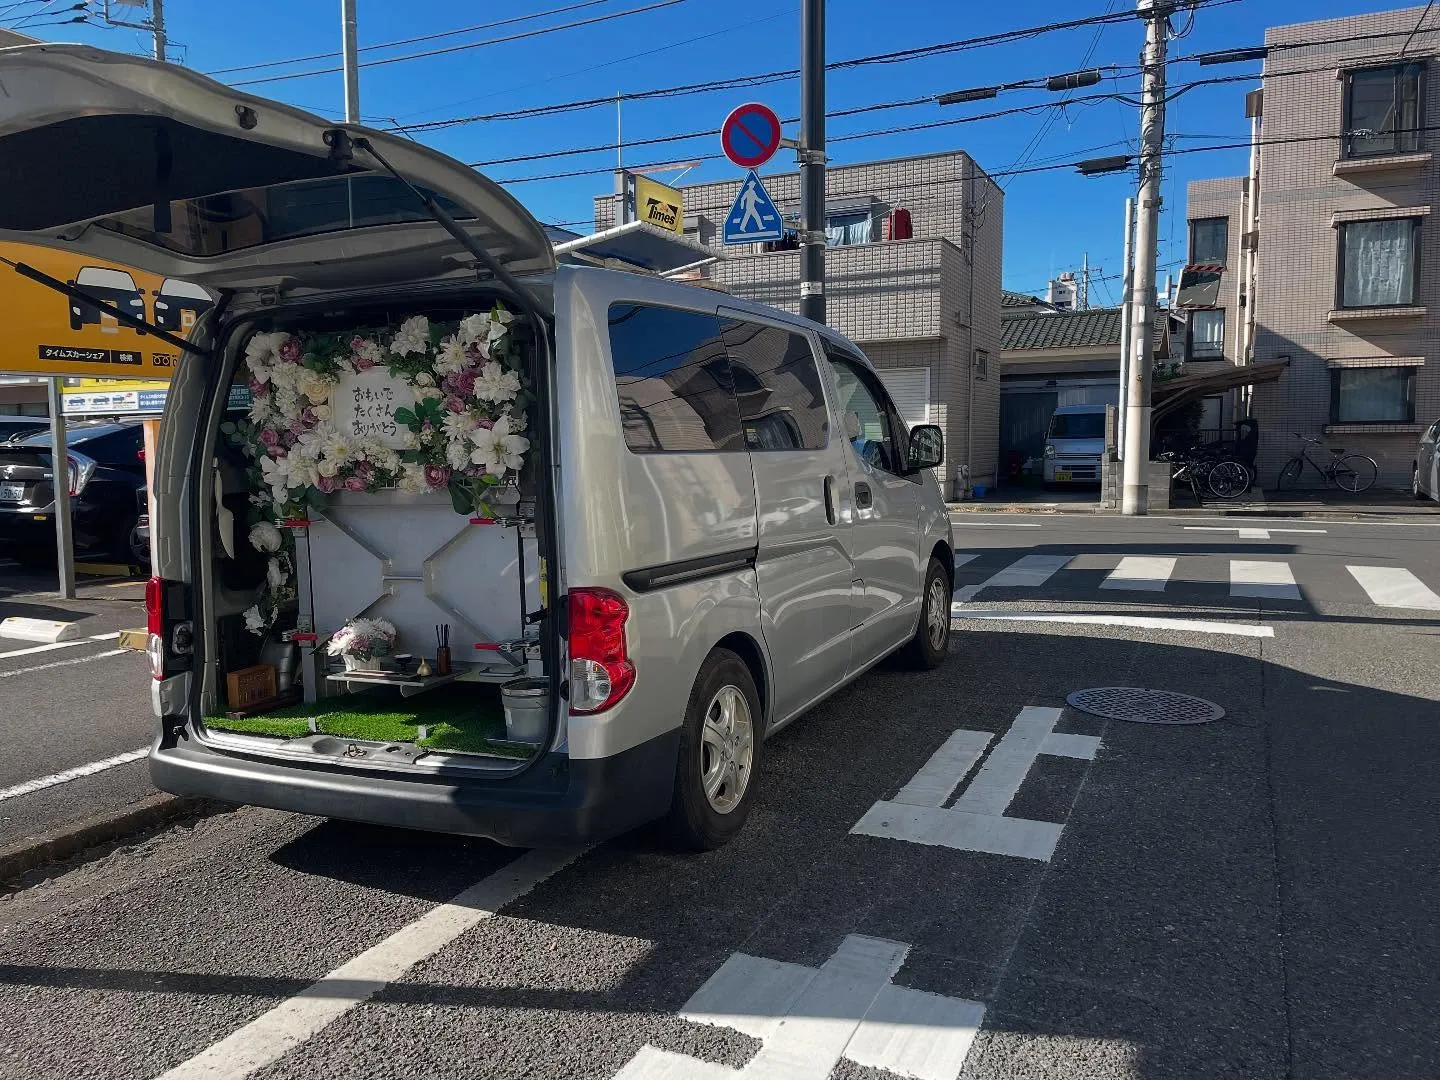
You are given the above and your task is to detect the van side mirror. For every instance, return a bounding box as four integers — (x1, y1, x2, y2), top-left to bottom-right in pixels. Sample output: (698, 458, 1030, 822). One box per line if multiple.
(907, 424, 944, 471)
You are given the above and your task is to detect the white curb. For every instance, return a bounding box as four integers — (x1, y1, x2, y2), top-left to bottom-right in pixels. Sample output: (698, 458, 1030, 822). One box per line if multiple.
(0, 617, 84, 644)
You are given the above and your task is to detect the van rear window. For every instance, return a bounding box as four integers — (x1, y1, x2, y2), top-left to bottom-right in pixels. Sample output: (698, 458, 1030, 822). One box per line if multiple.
(608, 304, 744, 453)
(1048, 412, 1106, 439)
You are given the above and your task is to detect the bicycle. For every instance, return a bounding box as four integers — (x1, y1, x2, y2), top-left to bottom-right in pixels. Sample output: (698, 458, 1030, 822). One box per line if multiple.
(1277, 434, 1378, 494)
(1161, 448, 1253, 502)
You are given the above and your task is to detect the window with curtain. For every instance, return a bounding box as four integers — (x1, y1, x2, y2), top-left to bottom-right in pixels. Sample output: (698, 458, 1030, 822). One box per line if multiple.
(1330, 367, 1415, 423)
(825, 210, 873, 247)
(1338, 218, 1419, 308)
(1187, 309, 1225, 360)
(1344, 63, 1425, 158)
(1189, 218, 1229, 264)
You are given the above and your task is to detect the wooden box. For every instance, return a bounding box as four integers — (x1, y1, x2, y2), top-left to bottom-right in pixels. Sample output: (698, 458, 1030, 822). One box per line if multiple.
(227, 664, 278, 709)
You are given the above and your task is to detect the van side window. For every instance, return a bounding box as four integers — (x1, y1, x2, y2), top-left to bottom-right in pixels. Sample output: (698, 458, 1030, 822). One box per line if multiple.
(719, 321, 829, 451)
(824, 350, 902, 475)
(608, 304, 744, 453)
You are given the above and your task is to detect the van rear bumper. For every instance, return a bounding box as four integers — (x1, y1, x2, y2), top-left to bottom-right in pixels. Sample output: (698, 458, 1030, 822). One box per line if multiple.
(149, 728, 679, 847)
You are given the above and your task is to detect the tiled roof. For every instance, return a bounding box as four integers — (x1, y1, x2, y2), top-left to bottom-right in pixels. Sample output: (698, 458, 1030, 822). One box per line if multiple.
(1001, 306, 1125, 351)
(1002, 289, 1048, 308)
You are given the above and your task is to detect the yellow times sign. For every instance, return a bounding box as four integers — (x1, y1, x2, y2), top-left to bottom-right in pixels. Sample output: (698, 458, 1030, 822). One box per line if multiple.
(634, 175, 684, 234)
(0, 242, 213, 379)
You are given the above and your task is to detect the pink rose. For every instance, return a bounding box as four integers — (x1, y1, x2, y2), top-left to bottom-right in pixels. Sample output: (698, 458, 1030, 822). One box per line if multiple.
(475, 417, 494, 430)
(289, 419, 306, 436)
(444, 396, 465, 414)
(259, 428, 279, 447)
(466, 465, 487, 478)
(281, 430, 298, 448)
(353, 354, 375, 372)
(267, 444, 283, 457)
(344, 475, 366, 492)
(279, 337, 302, 363)
(441, 373, 459, 395)
(354, 461, 374, 481)
(424, 465, 450, 489)
(302, 407, 317, 424)
(464, 342, 483, 362)
(453, 371, 477, 398)
(249, 378, 269, 397)
(316, 474, 337, 492)
(421, 421, 434, 435)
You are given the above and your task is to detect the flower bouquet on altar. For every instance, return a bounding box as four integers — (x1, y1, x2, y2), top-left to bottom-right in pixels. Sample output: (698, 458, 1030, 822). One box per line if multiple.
(327, 618, 398, 672)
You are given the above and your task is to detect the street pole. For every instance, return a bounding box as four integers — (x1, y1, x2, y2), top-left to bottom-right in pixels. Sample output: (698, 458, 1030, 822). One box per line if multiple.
(341, 0, 361, 124)
(799, 0, 826, 323)
(150, 0, 165, 61)
(1117, 196, 1135, 461)
(47, 378, 75, 599)
(1121, 0, 1169, 516)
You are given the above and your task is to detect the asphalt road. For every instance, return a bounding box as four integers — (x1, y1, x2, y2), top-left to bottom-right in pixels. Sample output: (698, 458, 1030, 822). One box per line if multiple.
(0, 559, 153, 849)
(0, 515, 1436, 1080)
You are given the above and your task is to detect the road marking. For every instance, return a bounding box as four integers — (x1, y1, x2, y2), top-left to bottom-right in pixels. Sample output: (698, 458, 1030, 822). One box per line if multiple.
(1345, 565, 1440, 611)
(157, 847, 581, 1080)
(952, 553, 979, 569)
(951, 610, 1274, 637)
(1100, 556, 1176, 592)
(1230, 560, 1302, 600)
(0, 633, 116, 662)
(953, 553, 1071, 604)
(852, 706, 1099, 862)
(616, 935, 984, 1080)
(1185, 526, 1327, 540)
(0, 648, 129, 679)
(0, 747, 148, 802)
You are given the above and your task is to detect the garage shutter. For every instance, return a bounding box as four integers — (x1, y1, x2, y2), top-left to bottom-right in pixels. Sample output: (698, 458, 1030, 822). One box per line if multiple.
(876, 367, 930, 429)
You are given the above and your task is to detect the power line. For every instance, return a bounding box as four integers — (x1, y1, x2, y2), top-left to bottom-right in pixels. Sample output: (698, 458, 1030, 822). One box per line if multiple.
(396, 0, 1241, 134)
(1398, 0, 1436, 58)
(207, 0, 619, 76)
(231, 0, 692, 88)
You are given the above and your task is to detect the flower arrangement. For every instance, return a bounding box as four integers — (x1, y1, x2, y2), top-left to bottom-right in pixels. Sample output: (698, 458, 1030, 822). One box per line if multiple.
(225, 305, 530, 637)
(326, 617, 397, 669)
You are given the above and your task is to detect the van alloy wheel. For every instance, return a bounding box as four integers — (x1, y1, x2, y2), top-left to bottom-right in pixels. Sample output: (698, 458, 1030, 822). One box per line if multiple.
(700, 684, 754, 815)
(926, 576, 949, 651)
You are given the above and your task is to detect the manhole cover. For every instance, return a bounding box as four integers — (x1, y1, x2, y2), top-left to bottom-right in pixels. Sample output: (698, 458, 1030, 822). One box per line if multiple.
(1066, 687, 1224, 725)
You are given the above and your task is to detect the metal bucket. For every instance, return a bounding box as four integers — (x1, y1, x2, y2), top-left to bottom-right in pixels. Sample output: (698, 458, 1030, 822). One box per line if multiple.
(501, 677, 549, 744)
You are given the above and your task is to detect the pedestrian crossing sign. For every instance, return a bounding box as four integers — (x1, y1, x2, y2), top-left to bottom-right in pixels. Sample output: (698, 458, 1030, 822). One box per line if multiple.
(723, 170, 785, 244)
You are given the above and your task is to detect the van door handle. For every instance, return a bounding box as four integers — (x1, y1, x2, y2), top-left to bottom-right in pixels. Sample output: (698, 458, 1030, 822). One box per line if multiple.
(854, 481, 872, 509)
(823, 475, 837, 525)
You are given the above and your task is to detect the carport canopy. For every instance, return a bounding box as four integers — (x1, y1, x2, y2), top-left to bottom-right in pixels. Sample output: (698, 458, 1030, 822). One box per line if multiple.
(549, 220, 720, 277)
(1151, 358, 1289, 423)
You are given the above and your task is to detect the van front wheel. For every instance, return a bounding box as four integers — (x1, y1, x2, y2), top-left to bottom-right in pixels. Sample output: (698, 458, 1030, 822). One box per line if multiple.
(667, 649, 763, 851)
(898, 557, 952, 670)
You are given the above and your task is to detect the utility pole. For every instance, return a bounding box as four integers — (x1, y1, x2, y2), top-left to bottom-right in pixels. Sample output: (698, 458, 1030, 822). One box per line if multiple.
(1080, 252, 1090, 310)
(799, 0, 826, 323)
(341, 0, 361, 124)
(1116, 197, 1135, 461)
(150, 0, 165, 60)
(1121, 0, 1171, 516)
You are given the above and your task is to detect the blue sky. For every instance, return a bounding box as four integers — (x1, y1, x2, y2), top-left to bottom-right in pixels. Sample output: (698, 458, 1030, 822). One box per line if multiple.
(14, 0, 1423, 305)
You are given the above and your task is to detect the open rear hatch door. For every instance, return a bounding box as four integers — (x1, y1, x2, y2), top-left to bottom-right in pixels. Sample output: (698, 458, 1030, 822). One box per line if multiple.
(0, 43, 555, 297)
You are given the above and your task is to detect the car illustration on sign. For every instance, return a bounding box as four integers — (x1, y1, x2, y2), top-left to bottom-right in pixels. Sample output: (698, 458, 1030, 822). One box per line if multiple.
(152, 277, 213, 332)
(68, 266, 147, 335)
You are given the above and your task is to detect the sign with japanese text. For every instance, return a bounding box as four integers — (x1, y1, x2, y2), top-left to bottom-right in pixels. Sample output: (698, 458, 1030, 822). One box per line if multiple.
(632, 174, 685, 234)
(331, 368, 416, 449)
(0, 242, 212, 379)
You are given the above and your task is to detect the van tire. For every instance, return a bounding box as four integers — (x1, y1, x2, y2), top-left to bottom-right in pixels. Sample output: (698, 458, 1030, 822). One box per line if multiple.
(666, 648, 763, 851)
(898, 557, 951, 670)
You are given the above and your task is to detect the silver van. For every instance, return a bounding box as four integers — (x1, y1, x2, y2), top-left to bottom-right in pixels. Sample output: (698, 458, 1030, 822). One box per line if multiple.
(1042, 403, 1108, 485)
(0, 45, 956, 849)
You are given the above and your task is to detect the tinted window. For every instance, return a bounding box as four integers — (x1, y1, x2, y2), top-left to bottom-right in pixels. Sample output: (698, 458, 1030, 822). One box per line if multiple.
(825, 351, 902, 474)
(1048, 412, 1106, 439)
(608, 304, 743, 453)
(720, 321, 829, 451)
(1189, 217, 1228, 264)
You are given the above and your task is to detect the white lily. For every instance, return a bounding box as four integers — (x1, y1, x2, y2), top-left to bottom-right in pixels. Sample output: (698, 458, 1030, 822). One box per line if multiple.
(468, 414, 529, 478)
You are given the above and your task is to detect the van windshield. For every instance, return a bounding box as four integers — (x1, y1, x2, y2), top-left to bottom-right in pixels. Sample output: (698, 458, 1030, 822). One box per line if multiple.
(1048, 412, 1106, 439)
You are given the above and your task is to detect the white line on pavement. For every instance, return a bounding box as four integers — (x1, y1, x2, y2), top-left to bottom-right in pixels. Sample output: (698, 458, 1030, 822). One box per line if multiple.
(0, 747, 148, 802)
(1345, 565, 1440, 611)
(0, 648, 129, 679)
(0, 633, 117, 663)
(1100, 556, 1177, 592)
(1230, 560, 1302, 600)
(952, 554, 1073, 604)
(952, 553, 979, 569)
(1186, 526, 1327, 540)
(156, 847, 583, 1080)
(950, 610, 1275, 637)
(948, 521, 1043, 527)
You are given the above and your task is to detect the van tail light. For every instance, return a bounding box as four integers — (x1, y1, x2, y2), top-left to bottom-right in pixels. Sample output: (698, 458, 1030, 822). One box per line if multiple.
(567, 588, 635, 714)
(146, 576, 193, 681)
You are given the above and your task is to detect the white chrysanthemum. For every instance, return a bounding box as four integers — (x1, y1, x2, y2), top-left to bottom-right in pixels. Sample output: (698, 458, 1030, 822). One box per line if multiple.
(442, 410, 478, 442)
(468, 414, 529, 478)
(249, 395, 275, 425)
(390, 315, 431, 357)
(434, 334, 470, 375)
(248, 521, 282, 553)
(398, 463, 427, 493)
(474, 361, 521, 404)
(447, 438, 472, 472)
(457, 314, 489, 348)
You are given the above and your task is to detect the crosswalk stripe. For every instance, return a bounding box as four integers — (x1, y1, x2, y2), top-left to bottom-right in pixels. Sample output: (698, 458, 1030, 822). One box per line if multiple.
(983, 554, 1072, 588)
(953, 553, 979, 569)
(1228, 560, 1301, 600)
(1100, 556, 1177, 592)
(1345, 566, 1440, 611)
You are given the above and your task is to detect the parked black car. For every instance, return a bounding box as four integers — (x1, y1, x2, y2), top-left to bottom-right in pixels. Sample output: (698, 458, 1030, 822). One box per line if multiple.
(0, 421, 148, 567)
(0, 416, 50, 444)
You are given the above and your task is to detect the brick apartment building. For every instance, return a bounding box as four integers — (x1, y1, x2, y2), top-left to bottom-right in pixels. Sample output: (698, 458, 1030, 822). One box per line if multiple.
(594, 151, 1004, 489)
(1185, 5, 1440, 489)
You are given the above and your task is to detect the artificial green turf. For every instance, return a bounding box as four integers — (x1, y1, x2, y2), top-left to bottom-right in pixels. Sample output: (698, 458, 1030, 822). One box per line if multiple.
(205, 685, 529, 758)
